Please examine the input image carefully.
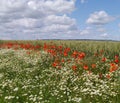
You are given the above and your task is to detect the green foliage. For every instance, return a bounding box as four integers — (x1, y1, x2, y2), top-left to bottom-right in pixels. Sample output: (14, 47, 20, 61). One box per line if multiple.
(0, 40, 120, 103)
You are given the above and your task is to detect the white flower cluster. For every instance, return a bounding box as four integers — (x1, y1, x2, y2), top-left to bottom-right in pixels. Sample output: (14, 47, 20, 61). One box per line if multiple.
(0, 48, 120, 103)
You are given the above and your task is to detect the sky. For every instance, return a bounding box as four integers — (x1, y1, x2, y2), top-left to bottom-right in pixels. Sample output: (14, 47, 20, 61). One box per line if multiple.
(0, 0, 120, 40)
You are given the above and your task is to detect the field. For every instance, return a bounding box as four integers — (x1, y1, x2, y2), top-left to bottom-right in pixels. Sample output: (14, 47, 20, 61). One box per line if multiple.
(0, 40, 120, 103)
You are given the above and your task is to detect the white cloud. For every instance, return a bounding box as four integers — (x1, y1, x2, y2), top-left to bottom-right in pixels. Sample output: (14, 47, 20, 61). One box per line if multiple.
(80, 0, 87, 4)
(1, 0, 73, 14)
(44, 14, 76, 26)
(100, 33, 108, 38)
(86, 11, 114, 25)
(79, 26, 111, 40)
(0, 0, 78, 40)
(80, 30, 89, 35)
(5, 18, 37, 28)
(0, 0, 75, 15)
(97, 27, 106, 32)
(80, 27, 92, 35)
(118, 23, 120, 28)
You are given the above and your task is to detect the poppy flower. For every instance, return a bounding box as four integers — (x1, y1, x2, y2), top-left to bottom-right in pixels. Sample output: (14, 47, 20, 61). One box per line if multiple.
(102, 57, 106, 62)
(109, 63, 118, 72)
(63, 52, 68, 56)
(115, 55, 119, 59)
(106, 74, 110, 79)
(52, 62, 59, 67)
(91, 64, 96, 69)
(72, 51, 78, 58)
(115, 59, 119, 63)
(83, 65, 88, 70)
(72, 65, 77, 71)
(61, 59, 65, 63)
(78, 52, 85, 59)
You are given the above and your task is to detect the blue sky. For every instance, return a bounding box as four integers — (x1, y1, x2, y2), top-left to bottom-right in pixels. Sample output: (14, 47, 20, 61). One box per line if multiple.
(0, 0, 120, 40)
(71, 0, 120, 40)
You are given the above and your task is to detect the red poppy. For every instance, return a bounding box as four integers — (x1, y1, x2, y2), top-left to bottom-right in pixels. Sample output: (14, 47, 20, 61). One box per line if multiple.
(63, 52, 68, 56)
(109, 63, 118, 72)
(72, 65, 77, 71)
(91, 64, 96, 69)
(61, 59, 65, 63)
(52, 62, 59, 67)
(58, 46, 62, 50)
(72, 51, 78, 58)
(115, 59, 119, 63)
(65, 48, 71, 52)
(83, 65, 88, 70)
(115, 55, 119, 59)
(106, 74, 110, 79)
(102, 57, 106, 62)
(78, 52, 85, 59)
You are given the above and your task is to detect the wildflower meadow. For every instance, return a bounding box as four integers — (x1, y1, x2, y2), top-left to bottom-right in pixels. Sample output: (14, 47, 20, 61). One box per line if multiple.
(0, 40, 120, 103)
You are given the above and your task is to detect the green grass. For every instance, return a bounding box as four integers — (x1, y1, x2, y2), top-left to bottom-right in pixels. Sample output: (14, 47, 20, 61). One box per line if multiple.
(0, 40, 120, 103)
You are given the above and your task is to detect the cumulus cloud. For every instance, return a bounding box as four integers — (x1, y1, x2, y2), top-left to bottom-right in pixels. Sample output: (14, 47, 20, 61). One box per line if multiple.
(0, 0, 75, 16)
(0, 0, 78, 40)
(79, 26, 111, 40)
(80, 27, 92, 35)
(86, 11, 115, 25)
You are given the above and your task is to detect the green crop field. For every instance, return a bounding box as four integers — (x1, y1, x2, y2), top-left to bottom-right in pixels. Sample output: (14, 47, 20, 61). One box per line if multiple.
(0, 40, 120, 103)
